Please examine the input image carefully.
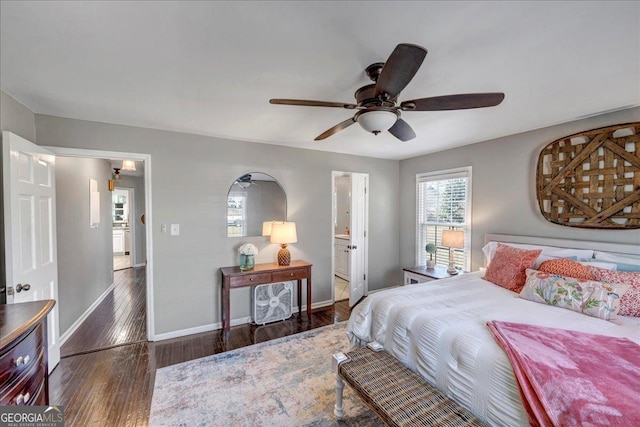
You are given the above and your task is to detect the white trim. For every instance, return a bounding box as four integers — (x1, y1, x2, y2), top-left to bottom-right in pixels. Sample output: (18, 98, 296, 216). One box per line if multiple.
(369, 285, 401, 293)
(416, 167, 469, 181)
(154, 316, 253, 341)
(42, 146, 156, 341)
(59, 282, 116, 345)
(153, 299, 334, 341)
(415, 166, 472, 271)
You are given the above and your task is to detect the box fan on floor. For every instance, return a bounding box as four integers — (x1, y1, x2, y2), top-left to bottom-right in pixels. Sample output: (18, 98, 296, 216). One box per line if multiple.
(251, 281, 294, 325)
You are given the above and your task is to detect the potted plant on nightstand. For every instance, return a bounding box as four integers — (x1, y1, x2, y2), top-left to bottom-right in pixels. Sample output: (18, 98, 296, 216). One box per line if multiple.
(425, 243, 437, 269)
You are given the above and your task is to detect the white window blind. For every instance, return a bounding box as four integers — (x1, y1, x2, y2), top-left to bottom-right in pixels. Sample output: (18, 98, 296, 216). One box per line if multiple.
(416, 167, 471, 270)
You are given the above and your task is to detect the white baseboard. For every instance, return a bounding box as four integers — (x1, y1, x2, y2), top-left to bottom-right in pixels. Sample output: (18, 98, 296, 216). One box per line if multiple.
(368, 285, 400, 294)
(152, 316, 253, 341)
(134, 263, 145, 268)
(151, 299, 334, 342)
(59, 282, 116, 345)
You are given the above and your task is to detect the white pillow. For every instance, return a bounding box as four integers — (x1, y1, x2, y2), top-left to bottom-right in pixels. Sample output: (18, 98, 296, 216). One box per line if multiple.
(593, 252, 640, 272)
(482, 241, 594, 267)
(594, 251, 640, 266)
(578, 260, 617, 271)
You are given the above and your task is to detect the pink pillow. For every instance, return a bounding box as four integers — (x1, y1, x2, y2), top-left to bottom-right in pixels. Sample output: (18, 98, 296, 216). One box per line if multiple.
(484, 243, 542, 292)
(588, 268, 640, 317)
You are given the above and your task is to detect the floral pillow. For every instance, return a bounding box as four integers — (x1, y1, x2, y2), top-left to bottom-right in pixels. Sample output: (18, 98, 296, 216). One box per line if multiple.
(588, 268, 640, 317)
(538, 258, 595, 281)
(520, 269, 630, 321)
(484, 243, 542, 292)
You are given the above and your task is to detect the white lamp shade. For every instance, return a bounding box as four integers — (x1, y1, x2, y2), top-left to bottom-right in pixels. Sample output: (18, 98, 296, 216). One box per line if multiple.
(270, 221, 297, 244)
(356, 110, 398, 133)
(441, 230, 464, 249)
(262, 220, 284, 236)
(122, 159, 136, 171)
(262, 221, 272, 236)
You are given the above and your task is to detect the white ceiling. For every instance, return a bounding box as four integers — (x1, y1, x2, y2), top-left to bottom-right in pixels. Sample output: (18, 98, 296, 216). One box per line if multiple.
(1, 1, 638, 160)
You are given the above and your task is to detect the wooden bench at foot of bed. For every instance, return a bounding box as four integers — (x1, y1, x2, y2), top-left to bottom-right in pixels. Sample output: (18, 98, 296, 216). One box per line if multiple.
(332, 345, 487, 427)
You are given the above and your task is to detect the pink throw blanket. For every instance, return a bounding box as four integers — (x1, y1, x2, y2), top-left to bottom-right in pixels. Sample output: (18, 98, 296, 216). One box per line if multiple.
(487, 321, 640, 427)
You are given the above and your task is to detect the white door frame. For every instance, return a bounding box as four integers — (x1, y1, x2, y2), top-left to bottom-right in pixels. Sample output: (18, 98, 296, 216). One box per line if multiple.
(331, 171, 369, 304)
(43, 146, 156, 341)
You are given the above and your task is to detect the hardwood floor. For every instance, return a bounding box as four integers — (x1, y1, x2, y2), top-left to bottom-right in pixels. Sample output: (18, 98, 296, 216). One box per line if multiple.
(49, 267, 351, 426)
(61, 268, 146, 357)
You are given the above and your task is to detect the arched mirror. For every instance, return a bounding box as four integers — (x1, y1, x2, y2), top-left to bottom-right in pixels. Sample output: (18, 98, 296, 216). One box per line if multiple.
(227, 172, 287, 237)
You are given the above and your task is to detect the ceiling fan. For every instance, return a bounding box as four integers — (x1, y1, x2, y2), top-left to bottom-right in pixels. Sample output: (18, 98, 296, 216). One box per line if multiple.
(270, 43, 505, 142)
(235, 173, 257, 188)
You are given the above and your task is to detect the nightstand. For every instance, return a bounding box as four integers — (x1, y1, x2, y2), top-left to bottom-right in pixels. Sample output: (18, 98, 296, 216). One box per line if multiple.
(402, 265, 460, 285)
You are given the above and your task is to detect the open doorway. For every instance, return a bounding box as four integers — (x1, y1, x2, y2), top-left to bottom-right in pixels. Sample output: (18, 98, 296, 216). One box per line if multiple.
(44, 146, 155, 347)
(332, 171, 369, 307)
(112, 186, 134, 271)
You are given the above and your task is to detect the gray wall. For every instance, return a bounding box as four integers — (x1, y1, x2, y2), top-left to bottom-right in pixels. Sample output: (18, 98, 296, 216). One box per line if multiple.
(0, 91, 38, 304)
(115, 175, 147, 266)
(400, 107, 640, 272)
(1, 91, 36, 142)
(35, 114, 401, 336)
(55, 156, 114, 334)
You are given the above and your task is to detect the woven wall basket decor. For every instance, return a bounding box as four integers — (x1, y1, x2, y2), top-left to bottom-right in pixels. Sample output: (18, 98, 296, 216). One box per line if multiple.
(536, 122, 640, 229)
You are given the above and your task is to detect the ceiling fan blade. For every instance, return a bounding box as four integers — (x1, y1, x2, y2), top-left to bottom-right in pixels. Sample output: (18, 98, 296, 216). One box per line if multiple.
(401, 93, 505, 111)
(314, 118, 356, 141)
(270, 99, 357, 109)
(375, 44, 428, 100)
(388, 119, 416, 142)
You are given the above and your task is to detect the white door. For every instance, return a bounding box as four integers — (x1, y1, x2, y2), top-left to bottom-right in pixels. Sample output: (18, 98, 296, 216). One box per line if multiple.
(2, 131, 61, 372)
(348, 173, 368, 307)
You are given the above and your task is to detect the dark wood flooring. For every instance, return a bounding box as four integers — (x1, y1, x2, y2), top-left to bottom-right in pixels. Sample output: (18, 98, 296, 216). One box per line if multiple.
(49, 267, 351, 426)
(61, 268, 147, 358)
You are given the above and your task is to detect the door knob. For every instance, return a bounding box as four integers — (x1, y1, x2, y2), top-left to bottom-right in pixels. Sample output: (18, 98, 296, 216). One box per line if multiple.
(15, 283, 31, 293)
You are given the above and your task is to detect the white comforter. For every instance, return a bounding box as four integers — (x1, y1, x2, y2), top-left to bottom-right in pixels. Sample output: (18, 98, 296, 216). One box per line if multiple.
(346, 272, 640, 427)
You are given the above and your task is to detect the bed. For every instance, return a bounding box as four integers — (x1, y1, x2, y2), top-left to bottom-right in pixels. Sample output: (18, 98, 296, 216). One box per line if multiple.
(345, 234, 640, 426)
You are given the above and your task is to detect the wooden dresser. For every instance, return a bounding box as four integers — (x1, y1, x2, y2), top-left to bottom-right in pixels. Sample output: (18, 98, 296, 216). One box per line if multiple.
(0, 300, 55, 405)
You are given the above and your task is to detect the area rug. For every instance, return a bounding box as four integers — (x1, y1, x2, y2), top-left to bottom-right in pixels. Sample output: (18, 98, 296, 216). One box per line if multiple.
(149, 322, 382, 426)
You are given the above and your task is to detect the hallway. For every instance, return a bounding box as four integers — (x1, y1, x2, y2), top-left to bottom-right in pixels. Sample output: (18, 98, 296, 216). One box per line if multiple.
(60, 267, 146, 357)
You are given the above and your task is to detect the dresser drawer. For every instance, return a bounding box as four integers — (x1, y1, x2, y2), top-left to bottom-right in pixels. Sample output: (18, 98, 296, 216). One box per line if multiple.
(0, 323, 44, 394)
(272, 268, 307, 282)
(0, 349, 46, 405)
(229, 273, 272, 287)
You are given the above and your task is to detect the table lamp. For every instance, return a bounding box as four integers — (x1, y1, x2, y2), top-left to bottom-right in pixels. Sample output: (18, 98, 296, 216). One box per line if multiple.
(262, 220, 284, 237)
(270, 221, 297, 266)
(441, 230, 464, 274)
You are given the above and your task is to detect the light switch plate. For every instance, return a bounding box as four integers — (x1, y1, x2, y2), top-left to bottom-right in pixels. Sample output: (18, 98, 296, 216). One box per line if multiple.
(170, 224, 180, 235)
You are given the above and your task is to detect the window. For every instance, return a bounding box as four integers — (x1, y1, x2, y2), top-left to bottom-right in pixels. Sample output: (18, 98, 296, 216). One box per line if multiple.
(416, 167, 471, 270)
(227, 192, 247, 237)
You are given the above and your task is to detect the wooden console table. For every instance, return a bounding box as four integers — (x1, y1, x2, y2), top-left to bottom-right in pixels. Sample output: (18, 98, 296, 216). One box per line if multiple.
(220, 260, 313, 336)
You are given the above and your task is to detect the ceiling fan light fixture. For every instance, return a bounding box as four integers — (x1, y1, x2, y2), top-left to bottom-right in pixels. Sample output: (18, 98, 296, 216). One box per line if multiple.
(355, 110, 399, 135)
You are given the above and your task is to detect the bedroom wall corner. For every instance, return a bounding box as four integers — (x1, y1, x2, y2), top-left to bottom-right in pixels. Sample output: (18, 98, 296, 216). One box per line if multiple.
(399, 107, 640, 272)
(0, 90, 37, 143)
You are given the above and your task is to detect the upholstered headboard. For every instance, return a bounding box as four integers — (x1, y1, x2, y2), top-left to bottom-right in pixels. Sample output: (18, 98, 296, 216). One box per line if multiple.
(484, 234, 640, 259)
